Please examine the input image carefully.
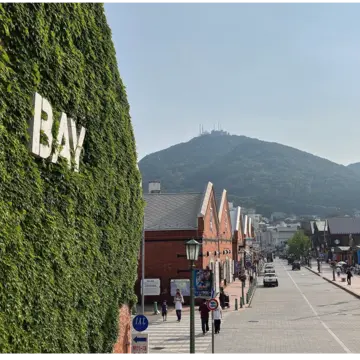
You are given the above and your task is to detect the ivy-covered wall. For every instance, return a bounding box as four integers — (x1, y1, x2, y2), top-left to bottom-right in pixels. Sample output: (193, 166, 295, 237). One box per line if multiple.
(0, 3, 143, 353)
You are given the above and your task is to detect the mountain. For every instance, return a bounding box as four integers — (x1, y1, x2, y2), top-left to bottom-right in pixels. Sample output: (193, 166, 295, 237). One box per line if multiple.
(347, 162, 360, 175)
(139, 131, 360, 217)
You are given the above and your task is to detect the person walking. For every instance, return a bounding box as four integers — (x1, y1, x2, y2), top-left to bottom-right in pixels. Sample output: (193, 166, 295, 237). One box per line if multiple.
(161, 300, 168, 321)
(199, 299, 210, 335)
(213, 305, 222, 334)
(174, 289, 184, 322)
(347, 268, 353, 285)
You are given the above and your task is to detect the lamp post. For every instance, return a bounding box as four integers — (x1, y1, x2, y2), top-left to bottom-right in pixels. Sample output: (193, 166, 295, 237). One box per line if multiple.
(331, 247, 335, 281)
(186, 239, 201, 354)
(317, 246, 321, 273)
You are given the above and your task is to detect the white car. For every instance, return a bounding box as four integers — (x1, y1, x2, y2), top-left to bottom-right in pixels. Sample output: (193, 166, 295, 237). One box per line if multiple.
(263, 273, 278, 287)
(264, 268, 276, 275)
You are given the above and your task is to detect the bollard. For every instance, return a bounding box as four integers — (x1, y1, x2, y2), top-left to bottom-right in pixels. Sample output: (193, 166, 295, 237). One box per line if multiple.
(246, 292, 249, 304)
(240, 297, 243, 308)
(235, 298, 238, 310)
(153, 301, 160, 315)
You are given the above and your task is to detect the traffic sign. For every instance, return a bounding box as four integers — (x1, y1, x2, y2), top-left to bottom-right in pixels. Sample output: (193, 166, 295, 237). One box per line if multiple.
(131, 333, 149, 354)
(132, 315, 148, 332)
(207, 298, 219, 311)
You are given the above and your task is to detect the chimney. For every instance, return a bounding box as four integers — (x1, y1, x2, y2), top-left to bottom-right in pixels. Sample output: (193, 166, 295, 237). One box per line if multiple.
(148, 181, 161, 194)
(228, 202, 234, 210)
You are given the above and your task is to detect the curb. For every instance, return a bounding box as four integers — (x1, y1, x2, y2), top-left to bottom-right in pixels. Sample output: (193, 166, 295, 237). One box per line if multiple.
(247, 283, 257, 308)
(305, 266, 360, 300)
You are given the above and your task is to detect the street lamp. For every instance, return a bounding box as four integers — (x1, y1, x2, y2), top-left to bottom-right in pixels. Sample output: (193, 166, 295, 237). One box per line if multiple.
(186, 239, 201, 354)
(316, 246, 321, 273)
(331, 247, 335, 281)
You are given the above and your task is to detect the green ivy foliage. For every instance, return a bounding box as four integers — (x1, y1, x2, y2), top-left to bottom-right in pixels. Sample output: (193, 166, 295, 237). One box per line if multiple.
(0, 3, 143, 353)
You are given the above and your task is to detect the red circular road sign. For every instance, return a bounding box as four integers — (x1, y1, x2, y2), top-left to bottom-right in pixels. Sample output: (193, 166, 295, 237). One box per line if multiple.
(207, 298, 219, 311)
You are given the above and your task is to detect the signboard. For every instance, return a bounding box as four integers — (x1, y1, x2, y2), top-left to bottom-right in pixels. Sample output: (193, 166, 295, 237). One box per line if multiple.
(131, 333, 149, 354)
(140, 279, 161, 296)
(170, 279, 190, 296)
(29, 92, 86, 172)
(132, 315, 148, 332)
(194, 269, 213, 298)
(207, 298, 219, 311)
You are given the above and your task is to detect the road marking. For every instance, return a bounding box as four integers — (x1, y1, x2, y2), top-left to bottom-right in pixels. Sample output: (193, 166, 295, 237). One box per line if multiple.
(284, 265, 351, 354)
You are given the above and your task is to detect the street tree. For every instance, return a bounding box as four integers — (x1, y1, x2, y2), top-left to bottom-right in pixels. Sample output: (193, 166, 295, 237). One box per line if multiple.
(287, 230, 311, 259)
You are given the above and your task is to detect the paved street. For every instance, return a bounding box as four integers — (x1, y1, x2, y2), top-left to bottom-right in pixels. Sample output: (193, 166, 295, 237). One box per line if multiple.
(145, 311, 227, 353)
(207, 259, 360, 353)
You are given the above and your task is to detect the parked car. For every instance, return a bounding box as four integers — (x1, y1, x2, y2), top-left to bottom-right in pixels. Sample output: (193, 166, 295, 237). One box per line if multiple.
(292, 261, 301, 270)
(263, 273, 278, 287)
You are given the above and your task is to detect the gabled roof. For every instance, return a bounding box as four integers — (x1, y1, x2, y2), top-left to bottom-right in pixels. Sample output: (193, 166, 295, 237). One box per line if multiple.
(217, 190, 227, 222)
(314, 221, 327, 232)
(327, 217, 360, 235)
(243, 215, 248, 237)
(199, 182, 213, 217)
(145, 182, 217, 231)
(144, 193, 204, 230)
(230, 206, 241, 232)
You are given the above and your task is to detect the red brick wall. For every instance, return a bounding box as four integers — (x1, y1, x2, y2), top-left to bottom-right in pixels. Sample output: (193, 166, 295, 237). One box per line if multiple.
(113, 304, 131, 354)
(218, 197, 233, 242)
(136, 230, 201, 304)
(201, 189, 232, 286)
(202, 190, 219, 241)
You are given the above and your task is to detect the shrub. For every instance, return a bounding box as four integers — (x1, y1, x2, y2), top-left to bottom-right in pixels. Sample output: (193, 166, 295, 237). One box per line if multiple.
(0, 3, 143, 353)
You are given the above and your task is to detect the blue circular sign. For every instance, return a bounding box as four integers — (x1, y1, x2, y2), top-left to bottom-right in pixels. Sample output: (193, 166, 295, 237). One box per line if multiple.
(132, 315, 149, 332)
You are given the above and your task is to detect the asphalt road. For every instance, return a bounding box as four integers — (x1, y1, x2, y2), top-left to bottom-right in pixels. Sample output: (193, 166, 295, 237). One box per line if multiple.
(210, 259, 360, 353)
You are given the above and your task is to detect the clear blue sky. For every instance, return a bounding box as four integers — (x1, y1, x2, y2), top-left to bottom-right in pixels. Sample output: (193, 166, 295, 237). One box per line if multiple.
(104, 3, 360, 165)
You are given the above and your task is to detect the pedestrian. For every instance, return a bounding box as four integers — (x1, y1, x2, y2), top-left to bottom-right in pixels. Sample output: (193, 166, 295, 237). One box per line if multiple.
(336, 267, 341, 278)
(249, 274, 254, 285)
(347, 268, 353, 285)
(161, 300, 168, 321)
(213, 305, 222, 334)
(174, 289, 184, 322)
(199, 299, 210, 335)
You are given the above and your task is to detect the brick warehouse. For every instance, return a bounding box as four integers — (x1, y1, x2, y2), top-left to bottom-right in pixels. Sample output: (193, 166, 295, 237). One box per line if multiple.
(135, 181, 240, 304)
(229, 204, 246, 272)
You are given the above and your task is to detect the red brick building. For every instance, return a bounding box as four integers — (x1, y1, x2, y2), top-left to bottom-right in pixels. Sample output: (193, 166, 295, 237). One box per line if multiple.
(136, 181, 236, 304)
(229, 205, 245, 274)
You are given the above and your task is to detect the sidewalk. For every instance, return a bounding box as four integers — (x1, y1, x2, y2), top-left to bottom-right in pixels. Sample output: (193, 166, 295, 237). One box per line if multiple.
(305, 264, 360, 300)
(222, 278, 253, 311)
(135, 276, 256, 320)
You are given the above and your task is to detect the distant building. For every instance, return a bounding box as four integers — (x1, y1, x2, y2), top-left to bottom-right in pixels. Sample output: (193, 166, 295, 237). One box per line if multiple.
(248, 213, 262, 231)
(270, 212, 287, 222)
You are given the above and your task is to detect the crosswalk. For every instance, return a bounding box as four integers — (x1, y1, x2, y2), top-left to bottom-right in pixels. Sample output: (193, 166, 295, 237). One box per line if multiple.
(140, 313, 225, 353)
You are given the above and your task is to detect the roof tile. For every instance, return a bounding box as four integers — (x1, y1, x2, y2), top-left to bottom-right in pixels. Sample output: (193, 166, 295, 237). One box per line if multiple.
(144, 193, 203, 230)
(327, 217, 360, 235)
